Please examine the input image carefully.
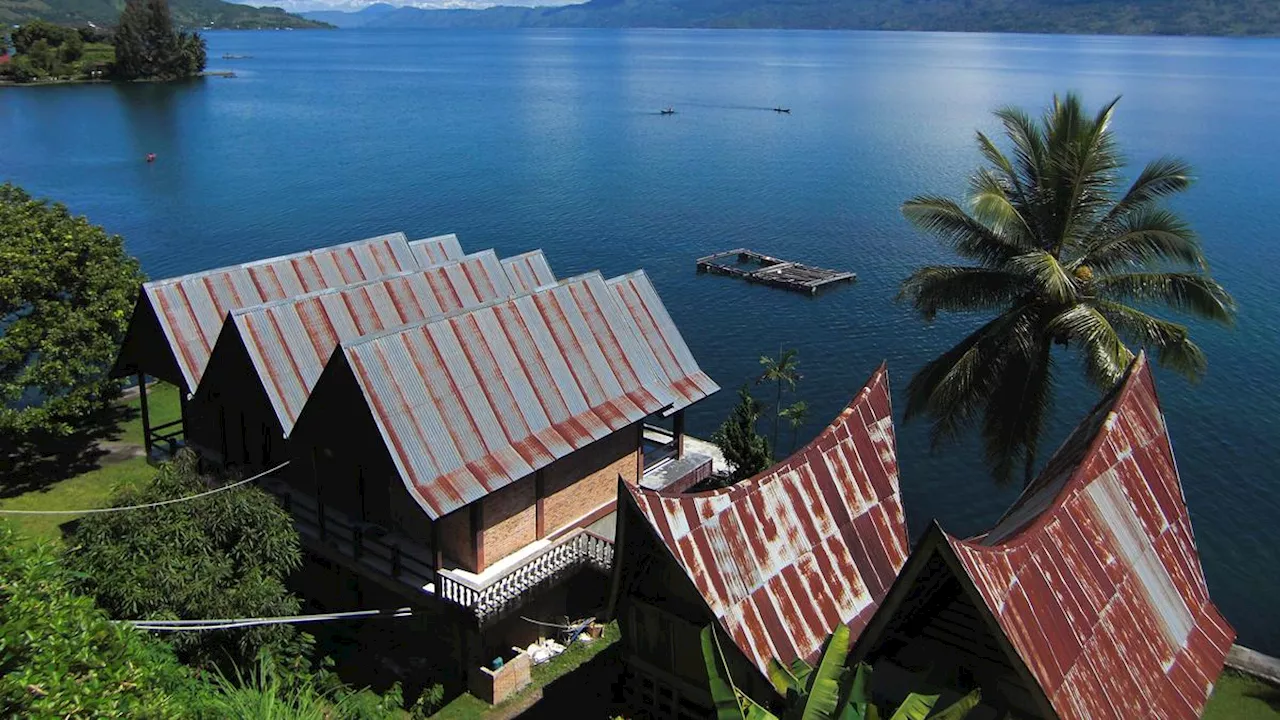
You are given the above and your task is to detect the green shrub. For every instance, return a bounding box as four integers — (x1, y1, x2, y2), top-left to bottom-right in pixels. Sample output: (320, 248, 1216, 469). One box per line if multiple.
(65, 450, 309, 672)
(0, 524, 206, 718)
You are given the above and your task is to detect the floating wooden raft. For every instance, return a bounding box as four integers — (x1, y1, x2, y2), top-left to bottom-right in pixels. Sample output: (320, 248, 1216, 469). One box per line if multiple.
(696, 248, 856, 295)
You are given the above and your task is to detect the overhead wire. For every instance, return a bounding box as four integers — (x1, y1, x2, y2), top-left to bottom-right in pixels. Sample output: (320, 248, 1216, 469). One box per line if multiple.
(0, 461, 289, 515)
(121, 606, 416, 632)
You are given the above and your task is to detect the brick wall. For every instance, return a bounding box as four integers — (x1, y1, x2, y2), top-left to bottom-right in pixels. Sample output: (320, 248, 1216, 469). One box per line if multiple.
(439, 507, 474, 571)
(542, 423, 640, 535)
(481, 475, 537, 569)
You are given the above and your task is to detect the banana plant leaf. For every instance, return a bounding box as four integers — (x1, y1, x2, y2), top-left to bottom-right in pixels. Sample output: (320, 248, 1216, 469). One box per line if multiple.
(888, 693, 939, 720)
(926, 689, 982, 720)
(800, 624, 851, 720)
(701, 624, 778, 720)
(839, 663, 873, 720)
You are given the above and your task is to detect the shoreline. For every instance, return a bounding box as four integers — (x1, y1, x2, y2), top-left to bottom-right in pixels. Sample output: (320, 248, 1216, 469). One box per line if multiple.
(0, 71, 236, 88)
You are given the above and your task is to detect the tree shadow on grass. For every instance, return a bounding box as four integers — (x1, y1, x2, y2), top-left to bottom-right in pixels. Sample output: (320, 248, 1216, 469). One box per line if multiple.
(523, 642, 626, 719)
(0, 402, 140, 499)
(1246, 679, 1280, 711)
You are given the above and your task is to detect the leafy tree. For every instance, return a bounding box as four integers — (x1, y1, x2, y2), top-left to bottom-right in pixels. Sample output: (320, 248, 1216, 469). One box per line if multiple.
(701, 624, 981, 720)
(756, 348, 801, 458)
(114, 0, 204, 80)
(0, 523, 207, 718)
(177, 30, 207, 75)
(0, 183, 144, 445)
(65, 450, 309, 671)
(899, 93, 1235, 485)
(712, 385, 772, 482)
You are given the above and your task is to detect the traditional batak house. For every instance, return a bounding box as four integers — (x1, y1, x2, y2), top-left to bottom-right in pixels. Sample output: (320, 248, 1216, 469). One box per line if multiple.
(609, 365, 910, 719)
(184, 248, 554, 472)
(112, 233, 462, 456)
(850, 353, 1234, 720)
(279, 269, 716, 663)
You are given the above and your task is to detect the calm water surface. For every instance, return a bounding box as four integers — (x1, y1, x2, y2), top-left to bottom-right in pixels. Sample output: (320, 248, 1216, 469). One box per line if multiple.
(2, 29, 1278, 653)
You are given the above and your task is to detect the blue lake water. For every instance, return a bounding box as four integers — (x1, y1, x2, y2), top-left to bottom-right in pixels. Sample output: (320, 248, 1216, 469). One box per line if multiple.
(2, 28, 1278, 654)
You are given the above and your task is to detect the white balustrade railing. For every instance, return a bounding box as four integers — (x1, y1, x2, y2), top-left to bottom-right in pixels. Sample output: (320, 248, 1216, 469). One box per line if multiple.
(437, 528, 614, 622)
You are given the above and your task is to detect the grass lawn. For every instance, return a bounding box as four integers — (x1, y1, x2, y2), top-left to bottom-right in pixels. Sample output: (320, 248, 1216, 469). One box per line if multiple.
(1204, 669, 1280, 719)
(119, 381, 182, 447)
(0, 456, 153, 542)
(431, 622, 622, 720)
(0, 382, 181, 544)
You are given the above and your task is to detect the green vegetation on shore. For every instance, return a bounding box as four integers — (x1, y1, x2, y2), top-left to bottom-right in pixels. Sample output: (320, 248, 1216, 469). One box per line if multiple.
(0, 0, 330, 30)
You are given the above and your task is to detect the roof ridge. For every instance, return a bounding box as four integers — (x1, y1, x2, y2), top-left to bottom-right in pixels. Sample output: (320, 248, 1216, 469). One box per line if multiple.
(634, 362, 891, 503)
(969, 351, 1153, 548)
(143, 232, 409, 289)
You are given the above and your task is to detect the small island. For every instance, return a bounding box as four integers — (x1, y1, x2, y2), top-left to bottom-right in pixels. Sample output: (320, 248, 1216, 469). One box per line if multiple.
(1, 1, 206, 85)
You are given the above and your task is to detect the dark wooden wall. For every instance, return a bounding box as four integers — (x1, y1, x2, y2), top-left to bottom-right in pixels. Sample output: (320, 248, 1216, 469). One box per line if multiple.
(187, 323, 284, 472)
(289, 352, 427, 549)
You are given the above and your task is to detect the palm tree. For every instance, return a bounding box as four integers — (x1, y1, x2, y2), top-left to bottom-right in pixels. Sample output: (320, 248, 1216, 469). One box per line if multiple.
(900, 93, 1234, 486)
(779, 401, 810, 454)
(757, 348, 801, 458)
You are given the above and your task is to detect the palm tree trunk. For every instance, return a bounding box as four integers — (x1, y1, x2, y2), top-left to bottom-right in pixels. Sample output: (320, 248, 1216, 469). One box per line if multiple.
(1021, 342, 1053, 488)
(773, 380, 782, 457)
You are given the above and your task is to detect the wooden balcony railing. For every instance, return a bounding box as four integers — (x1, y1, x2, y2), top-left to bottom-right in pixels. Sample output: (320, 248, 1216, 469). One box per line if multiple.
(436, 528, 615, 623)
(259, 478, 614, 624)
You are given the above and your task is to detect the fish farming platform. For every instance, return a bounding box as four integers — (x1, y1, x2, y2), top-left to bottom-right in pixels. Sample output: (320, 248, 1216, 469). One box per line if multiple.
(696, 249, 856, 295)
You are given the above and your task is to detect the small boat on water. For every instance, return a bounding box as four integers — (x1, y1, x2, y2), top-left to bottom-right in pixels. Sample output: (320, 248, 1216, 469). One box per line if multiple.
(660, 107, 676, 115)
(221, 54, 253, 60)
(145, 153, 157, 163)
(773, 107, 791, 113)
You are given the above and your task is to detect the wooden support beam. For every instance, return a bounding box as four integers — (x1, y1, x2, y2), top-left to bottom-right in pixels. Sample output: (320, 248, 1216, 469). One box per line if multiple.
(137, 374, 152, 458)
(535, 469, 546, 539)
(674, 409, 686, 460)
(471, 502, 485, 572)
(432, 522, 443, 572)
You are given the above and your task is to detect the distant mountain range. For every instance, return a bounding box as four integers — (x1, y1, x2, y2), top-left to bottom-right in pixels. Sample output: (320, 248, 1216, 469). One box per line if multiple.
(300, 0, 1280, 35)
(0, 0, 332, 29)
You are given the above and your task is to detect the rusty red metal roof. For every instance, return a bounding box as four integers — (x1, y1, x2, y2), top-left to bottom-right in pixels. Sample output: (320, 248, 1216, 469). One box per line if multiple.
(408, 234, 464, 266)
(227, 250, 515, 435)
(944, 353, 1234, 720)
(339, 272, 679, 520)
(140, 232, 420, 392)
(625, 365, 909, 680)
(607, 271, 719, 413)
(501, 250, 556, 293)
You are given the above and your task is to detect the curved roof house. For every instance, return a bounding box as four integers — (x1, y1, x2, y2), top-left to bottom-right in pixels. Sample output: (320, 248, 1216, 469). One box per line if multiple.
(613, 364, 909, 704)
(854, 353, 1234, 719)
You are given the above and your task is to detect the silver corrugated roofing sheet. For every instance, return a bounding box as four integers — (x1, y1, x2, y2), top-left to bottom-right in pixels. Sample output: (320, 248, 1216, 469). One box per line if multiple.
(501, 250, 557, 293)
(229, 250, 516, 434)
(409, 234, 465, 266)
(607, 270, 719, 413)
(339, 272, 677, 520)
(143, 232, 418, 392)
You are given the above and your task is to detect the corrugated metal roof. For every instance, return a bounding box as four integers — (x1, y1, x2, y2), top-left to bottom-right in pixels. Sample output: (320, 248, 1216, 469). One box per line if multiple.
(625, 365, 909, 681)
(409, 234, 465, 266)
(501, 250, 557, 293)
(944, 352, 1234, 720)
(229, 250, 517, 435)
(340, 272, 678, 520)
(607, 271, 719, 413)
(143, 233, 419, 392)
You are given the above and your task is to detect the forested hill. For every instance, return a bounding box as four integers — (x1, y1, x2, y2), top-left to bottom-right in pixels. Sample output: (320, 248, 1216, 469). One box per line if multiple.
(0, 0, 331, 28)
(306, 0, 1280, 36)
